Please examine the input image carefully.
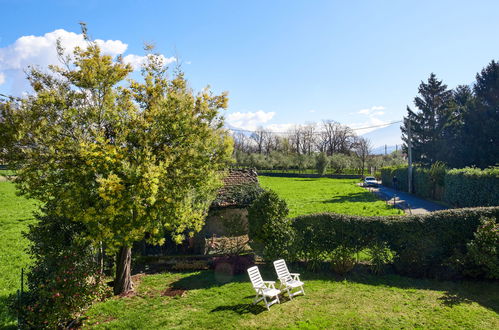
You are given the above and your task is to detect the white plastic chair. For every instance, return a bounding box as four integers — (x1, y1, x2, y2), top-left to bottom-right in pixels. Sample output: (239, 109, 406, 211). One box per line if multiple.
(273, 259, 305, 299)
(247, 266, 281, 310)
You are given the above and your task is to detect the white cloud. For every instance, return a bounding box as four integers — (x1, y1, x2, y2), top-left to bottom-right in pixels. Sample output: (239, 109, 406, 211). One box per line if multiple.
(0, 72, 5, 85)
(350, 105, 390, 134)
(308, 109, 316, 113)
(123, 54, 176, 70)
(226, 111, 275, 131)
(0, 29, 174, 95)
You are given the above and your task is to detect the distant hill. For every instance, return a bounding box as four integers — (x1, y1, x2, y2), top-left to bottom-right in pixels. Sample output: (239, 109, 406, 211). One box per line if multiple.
(361, 123, 403, 154)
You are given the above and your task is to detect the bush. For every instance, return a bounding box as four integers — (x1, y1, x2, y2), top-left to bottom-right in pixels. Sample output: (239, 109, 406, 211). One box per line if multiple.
(247, 190, 294, 261)
(367, 242, 392, 274)
(316, 152, 329, 176)
(444, 167, 499, 207)
(330, 247, 356, 275)
(462, 216, 499, 279)
(14, 211, 110, 328)
(382, 165, 499, 207)
(290, 207, 499, 279)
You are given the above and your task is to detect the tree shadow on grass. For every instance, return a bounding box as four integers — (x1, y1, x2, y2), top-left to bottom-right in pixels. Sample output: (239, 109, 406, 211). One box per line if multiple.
(210, 303, 267, 315)
(302, 268, 499, 313)
(321, 191, 380, 204)
(164, 264, 499, 315)
(169, 270, 248, 291)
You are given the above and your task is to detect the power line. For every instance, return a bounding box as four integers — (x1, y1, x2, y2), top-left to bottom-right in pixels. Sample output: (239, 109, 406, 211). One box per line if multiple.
(227, 120, 403, 135)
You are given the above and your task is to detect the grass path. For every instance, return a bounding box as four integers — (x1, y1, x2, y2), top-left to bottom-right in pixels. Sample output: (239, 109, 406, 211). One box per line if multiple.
(0, 180, 38, 327)
(259, 176, 402, 217)
(83, 269, 499, 329)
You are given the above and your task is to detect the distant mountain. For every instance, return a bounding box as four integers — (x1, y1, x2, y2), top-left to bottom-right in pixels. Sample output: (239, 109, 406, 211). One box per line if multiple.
(361, 123, 403, 154)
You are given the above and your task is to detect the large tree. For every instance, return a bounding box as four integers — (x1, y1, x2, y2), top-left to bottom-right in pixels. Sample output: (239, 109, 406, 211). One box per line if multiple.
(402, 73, 453, 166)
(464, 60, 499, 168)
(0, 32, 233, 294)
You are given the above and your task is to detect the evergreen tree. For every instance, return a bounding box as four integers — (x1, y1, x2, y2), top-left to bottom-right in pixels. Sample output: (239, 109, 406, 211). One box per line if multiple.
(444, 85, 475, 167)
(464, 60, 499, 168)
(402, 73, 453, 166)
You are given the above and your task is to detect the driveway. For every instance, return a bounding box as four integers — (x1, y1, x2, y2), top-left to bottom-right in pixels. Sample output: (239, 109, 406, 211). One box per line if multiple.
(363, 184, 448, 214)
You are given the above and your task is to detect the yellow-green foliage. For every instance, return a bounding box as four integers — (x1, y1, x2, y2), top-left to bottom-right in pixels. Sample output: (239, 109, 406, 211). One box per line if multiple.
(0, 37, 233, 253)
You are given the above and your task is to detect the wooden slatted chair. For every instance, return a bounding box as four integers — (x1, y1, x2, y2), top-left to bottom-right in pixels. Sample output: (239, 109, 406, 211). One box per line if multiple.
(273, 259, 305, 299)
(247, 266, 281, 310)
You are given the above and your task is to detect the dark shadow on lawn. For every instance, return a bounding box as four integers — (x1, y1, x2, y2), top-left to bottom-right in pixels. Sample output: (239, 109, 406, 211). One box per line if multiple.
(322, 191, 381, 204)
(300, 266, 499, 314)
(210, 303, 267, 315)
(163, 264, 499, 314)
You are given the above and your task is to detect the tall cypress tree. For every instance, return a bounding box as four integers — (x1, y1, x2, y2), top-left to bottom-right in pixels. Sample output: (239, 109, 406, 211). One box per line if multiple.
(464, 60, 499, 168)
(402, 73, 453, 166)
(444, 85, 474, 167)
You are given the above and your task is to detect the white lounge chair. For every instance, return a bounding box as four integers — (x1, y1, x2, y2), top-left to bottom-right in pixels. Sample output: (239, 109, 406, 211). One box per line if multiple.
(247, 266, 281, 310)
(273, 259, 305, 299)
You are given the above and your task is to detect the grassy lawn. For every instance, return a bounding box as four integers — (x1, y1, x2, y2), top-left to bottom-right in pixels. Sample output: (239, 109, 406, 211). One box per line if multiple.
(259, 176, 402, 217)
(83, 268, 499, 329)
(0, 180, 38, 327)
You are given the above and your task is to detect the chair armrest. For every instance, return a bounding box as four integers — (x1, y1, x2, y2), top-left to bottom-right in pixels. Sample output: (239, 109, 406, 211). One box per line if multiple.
(264, 281, 276, 289)
(263, 281, 276, 284)
(290, 273, 301, 280)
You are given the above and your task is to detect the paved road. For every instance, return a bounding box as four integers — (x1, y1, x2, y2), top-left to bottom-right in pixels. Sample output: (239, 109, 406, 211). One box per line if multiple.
(364, 184, 448, 215)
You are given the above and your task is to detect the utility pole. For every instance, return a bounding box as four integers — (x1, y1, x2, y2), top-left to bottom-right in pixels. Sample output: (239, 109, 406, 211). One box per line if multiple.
(407, 119, 413, 194)
(385, 144, 387, 155)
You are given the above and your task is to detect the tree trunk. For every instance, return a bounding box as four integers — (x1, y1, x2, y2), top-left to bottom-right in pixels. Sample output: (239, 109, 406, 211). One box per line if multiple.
(114, 246, 133, 295)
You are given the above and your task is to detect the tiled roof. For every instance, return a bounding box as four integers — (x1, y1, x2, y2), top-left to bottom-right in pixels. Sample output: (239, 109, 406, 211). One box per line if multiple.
(213, 168, 259, 208)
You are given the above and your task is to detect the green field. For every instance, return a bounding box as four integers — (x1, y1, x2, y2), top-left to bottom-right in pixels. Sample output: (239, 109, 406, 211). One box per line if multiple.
(259, 176, 402, 217)
(0, 180, 38, 327)
(83, 269, 499, 329)
(2, 174, 498, 329)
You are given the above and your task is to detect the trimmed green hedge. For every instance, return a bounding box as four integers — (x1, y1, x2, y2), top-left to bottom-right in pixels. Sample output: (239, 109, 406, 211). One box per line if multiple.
(290, 207, 499, 278)
(380, 166, 499, 207)
(444, 167, 499, 207)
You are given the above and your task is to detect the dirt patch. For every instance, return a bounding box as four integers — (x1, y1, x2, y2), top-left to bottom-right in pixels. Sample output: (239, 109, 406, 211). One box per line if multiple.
(161, 287, 187, 297)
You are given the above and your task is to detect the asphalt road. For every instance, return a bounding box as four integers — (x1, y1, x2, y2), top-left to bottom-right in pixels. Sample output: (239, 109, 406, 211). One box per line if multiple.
(364, 184, 448, 214)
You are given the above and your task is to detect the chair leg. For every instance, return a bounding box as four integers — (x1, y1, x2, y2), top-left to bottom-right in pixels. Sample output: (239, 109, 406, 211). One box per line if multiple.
(301, 285, 305, 295)
(263, 296, 270, 311)
(276, 294, 281, 304)
(287, 287, 293, 299)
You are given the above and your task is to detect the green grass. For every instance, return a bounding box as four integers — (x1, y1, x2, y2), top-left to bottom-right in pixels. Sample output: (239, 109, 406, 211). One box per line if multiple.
(0, 180, 38, 327)
(259, 176, 402, 217)
(83, 268, 499, 329)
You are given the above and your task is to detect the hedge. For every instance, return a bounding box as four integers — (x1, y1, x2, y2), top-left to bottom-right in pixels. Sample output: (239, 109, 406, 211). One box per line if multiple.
(380, 166, 499, 207)
(444, 167, 499, 207)
(290, 207, 499, 278)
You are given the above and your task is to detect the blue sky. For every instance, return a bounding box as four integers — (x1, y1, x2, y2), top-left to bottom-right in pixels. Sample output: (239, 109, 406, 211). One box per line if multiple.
(1, 0, 498, 145)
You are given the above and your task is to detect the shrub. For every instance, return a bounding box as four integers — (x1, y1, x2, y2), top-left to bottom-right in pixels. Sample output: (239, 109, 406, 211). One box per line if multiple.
(290, 207, 499, 279)
(462, 216, 499, 279)
(382, 165, 499, 207)
(444, 167, 499, 207)
(330, 246, 356, 275)
(316, 152, 329, 176)
(247, 190, 294, 261)
(15, 211, 110, 328)
(367, 242, 392, 274)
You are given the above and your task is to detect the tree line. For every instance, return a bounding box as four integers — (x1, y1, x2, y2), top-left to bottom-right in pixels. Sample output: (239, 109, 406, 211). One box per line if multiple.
(231, 121, 405, 175)
(402, 60, 499, 168)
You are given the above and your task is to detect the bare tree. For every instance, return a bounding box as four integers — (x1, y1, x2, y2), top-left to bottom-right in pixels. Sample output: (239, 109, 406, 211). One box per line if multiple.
(251, 127, 271, 154)
(301, 124, 317, 155)
(353, 136, 372, 177)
